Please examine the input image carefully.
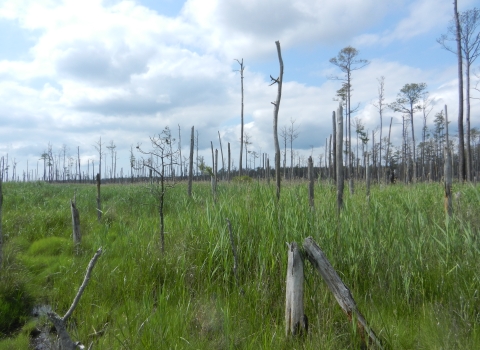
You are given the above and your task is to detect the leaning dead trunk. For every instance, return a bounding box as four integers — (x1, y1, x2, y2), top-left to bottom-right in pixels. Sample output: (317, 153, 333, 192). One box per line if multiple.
(303, 237, 383, 349)
(285, 242, 307, 337)
(47, 248, 102, 350)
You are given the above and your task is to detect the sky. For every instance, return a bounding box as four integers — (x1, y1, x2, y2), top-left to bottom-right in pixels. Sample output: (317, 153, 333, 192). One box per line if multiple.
(0, 0, 479, 180)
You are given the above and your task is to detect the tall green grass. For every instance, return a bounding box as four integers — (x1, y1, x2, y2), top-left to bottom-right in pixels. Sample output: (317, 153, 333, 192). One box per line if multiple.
(0, 180, 479, 349)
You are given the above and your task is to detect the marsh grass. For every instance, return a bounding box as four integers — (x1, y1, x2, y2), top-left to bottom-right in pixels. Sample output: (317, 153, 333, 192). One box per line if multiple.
(0, 180, 479, 348)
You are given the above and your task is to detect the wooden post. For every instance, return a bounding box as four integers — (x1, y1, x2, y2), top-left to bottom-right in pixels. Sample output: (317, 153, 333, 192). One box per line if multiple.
(188, 126, 194, 197)
(444, 146, 453, 217)
(336, 105, 344, 214)
(70, 195, 81, 249)
(47, 248, 102, 350)
(308, 156, 314, 208)
(96, 173, 101, 222)
(285, 242, 307, 337)
(303, 237, 383, 349)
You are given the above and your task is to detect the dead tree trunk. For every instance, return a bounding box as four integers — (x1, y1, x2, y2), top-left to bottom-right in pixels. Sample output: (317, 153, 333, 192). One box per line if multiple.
(271, 41, 283, 201)
(266, 157, 270, 185)
(303, 237, 383, 349)
(96, 173, 101, 222)
(47, 248, 102, 350)
(308, 156, 314, 208)
(336, 105, 344, 214)
(386, 117, 393, 183)
(332, 112, 337, 182)
(444, 146, 453, 217)
(218, 131, 225, 181)
(285, 242, 307, 337)
(366, 153, 371, 200)
(70, 195, 81, 249)
(227, 142, 231, 183)
(188, 126, 194, 197)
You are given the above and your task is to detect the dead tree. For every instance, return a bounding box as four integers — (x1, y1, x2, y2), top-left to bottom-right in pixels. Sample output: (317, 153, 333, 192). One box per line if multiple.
(188, 126, 194, 197)
(71, 194, 81, 249)
(47, 248, 102, 350)
(235, 58, 245, 176)
(308, 156, 314, 208)
(227, 142, 231, 182)
(444, 146, 453, 217)
(332, 112, 337, 182)
(270, 41, 283, 200)
(137, 127, 179, 253)
(96, 173, 101, 222)
(336, 104, 344, 214)
(303, 237, 383, 349)
(285, 242, 307, 337)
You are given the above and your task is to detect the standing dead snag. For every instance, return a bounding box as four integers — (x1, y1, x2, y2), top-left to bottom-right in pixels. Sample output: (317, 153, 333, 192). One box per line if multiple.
(270, 40, 283, 201)
(444, 146, 453, 217)
(336, 103, 344, 214)
(188, 126, 194, 197)
(308, 156, 314, 208)
(303, 237, 383, 349)
(47, 248, 102, 350)
(71, 194, 81, 249)
(285, 242, 307, 337)
(96, 173, 101, 222)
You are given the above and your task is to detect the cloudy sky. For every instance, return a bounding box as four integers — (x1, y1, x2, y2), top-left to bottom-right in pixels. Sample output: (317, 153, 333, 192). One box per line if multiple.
(0, 0, 479, 180)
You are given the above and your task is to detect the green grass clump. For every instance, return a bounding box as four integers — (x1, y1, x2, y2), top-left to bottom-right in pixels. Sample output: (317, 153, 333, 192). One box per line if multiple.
(0, 180, 479, 349)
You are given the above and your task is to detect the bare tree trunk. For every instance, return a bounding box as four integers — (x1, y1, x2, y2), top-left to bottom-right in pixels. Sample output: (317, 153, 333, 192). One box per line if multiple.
(272, 41, 283, 200)
(178, 124, 183, 179)
(332, 112, 337, 182)
(386, 117, 393, 183)
(336, 105, 344, 214)
(303, 237, 383, 349)
(96, 173, 101, 222)
(329, 134, 333, 182)
(218, 131, 225, 180)
(444, 146, 453, 217)
(366, 153, 371, 200)
(454, 0, 465, 181)
(236, 59, 245, 176)
(188, 126, 194, 196)
(466, 62, 472, 181)
(71, 195, 81, 250)
(308, 156, 314, 208)
(266, 157, 270, 185)
(47, 248, 102, 350)
(285, 242, 307, 337)
(228, 143, 231, 182)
